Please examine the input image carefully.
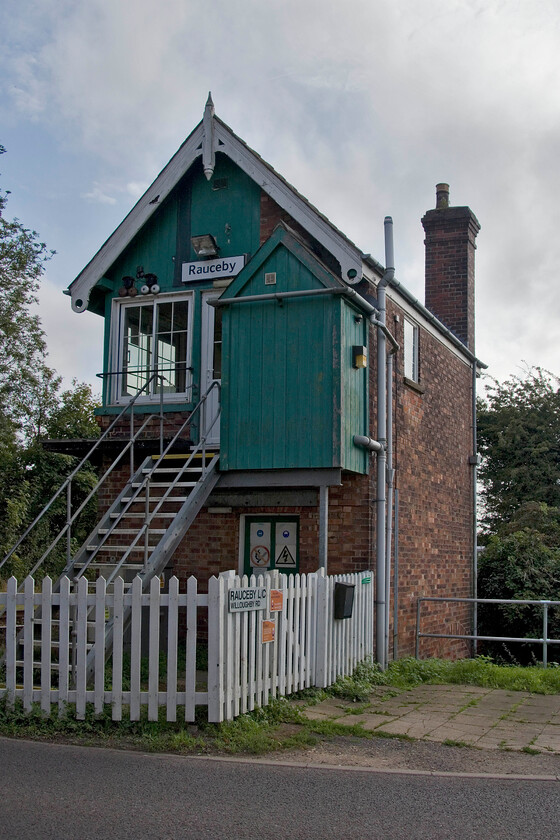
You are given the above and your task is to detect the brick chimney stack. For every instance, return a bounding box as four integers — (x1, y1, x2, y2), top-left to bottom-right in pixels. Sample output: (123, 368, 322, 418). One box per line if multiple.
(422, 184, 480, 352)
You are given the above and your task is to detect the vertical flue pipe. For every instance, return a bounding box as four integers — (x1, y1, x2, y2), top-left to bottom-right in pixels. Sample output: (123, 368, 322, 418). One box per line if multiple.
(374, 216, 395, 669)
(385, 350, 394, 659)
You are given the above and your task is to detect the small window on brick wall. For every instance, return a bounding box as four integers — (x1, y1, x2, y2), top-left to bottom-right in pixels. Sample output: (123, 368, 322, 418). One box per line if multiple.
(404, 318, 419, 382)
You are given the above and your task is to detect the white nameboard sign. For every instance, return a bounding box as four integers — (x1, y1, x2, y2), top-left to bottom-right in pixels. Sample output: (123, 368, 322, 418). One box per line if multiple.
(182, 255, 245, 282)
(228, 586, 267, 613)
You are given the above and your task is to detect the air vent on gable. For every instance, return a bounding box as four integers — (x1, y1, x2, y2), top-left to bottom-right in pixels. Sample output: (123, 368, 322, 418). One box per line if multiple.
(264, 273, 277, 286)
(212, 178, 228, 191)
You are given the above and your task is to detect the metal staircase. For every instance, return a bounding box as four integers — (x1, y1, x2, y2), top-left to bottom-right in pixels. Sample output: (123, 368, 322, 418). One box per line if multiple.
(0, 376, 221, 680)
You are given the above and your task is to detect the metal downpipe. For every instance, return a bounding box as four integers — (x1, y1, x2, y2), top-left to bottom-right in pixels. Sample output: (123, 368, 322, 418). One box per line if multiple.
(375, 216, 395, 669)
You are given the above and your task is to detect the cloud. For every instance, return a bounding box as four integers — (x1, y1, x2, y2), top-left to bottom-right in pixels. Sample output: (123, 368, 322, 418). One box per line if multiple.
(4, 0, 560, 385)
(82, 183, 117, 205)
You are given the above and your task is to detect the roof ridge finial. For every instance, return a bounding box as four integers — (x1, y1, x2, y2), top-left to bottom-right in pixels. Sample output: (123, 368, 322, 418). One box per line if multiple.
(202, 92, 215, 180)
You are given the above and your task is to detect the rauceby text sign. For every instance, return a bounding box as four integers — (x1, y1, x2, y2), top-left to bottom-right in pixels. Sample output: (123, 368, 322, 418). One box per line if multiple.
(228, 586, 267, 613)
(182, 255, 245, 282)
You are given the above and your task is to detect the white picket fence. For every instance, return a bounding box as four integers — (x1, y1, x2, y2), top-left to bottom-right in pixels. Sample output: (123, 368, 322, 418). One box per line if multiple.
(208, 569, 374, 722)
(0, 569, 373, 723)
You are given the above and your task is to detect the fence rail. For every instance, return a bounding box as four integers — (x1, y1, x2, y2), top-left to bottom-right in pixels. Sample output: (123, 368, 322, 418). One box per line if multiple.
(416, 596, 560, 666)
(0, 569, 374, 723)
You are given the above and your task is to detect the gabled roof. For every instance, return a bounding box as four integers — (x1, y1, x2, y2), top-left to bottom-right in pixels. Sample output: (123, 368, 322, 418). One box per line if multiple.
(67, 94, 367, 313)
(224, 223, 346, 300)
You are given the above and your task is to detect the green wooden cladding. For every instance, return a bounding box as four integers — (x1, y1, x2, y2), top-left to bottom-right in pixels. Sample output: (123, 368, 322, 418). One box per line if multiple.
(221, 228, 369, 474)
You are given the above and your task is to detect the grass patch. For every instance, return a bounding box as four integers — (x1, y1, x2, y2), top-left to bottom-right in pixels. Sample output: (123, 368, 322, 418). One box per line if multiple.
(0, 695, 315, 757)
(380, 656, 560, 694)
(521, 745, 541, 755)
(442, 738, 470, 748)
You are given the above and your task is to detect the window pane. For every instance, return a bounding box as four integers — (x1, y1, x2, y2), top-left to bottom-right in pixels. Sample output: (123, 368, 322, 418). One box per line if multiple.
(213, 306, 223, 380)
(121, 304, 153, 396)
(117, 297, 190, 401)
(154, 299, 189, 395)
(404, 319, 418, 381)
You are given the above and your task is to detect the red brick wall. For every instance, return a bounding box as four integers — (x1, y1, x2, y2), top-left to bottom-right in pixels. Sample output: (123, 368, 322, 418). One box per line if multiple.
(386, 298, 474, 658)
(422, 205, 480, 352)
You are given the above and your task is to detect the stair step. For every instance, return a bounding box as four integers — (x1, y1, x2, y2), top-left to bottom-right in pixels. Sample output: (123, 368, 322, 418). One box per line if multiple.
(74, 561, 145, 570)
(142, 481, 196, 488)
(121, 495, 186, 504)
(99, 528, 166, 536)
(88, 545, 155, 554)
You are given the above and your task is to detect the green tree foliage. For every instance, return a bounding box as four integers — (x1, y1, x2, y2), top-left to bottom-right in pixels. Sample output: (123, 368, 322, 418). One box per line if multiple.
(0, 146, 100, 578)
(477, 370, 560, 662)
(0, 144, 56, 437)
(477, 510, 560, 664)
(477, 368, 560, 533)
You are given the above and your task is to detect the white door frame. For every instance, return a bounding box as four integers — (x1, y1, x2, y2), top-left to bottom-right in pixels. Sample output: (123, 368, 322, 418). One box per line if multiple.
(200, 291, 221, 446)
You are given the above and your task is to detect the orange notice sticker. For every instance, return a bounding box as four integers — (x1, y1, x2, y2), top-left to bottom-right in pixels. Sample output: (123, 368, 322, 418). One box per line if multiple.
(262, 619, 275, 644)
(270, 590, 283, 612)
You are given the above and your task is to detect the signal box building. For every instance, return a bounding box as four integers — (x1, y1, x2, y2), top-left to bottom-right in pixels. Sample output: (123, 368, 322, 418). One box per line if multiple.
(67, 96, 483, 663)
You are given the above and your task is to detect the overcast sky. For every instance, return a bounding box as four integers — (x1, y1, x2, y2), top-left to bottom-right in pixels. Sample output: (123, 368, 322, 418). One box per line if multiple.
(2, 0, 559, 397)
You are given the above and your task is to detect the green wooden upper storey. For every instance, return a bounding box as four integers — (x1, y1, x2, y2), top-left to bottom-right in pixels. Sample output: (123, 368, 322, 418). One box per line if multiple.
(64, 96, 389, 473)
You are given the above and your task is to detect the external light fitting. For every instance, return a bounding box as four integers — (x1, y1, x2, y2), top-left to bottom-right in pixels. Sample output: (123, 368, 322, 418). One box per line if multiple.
(191, 233, 219, 257)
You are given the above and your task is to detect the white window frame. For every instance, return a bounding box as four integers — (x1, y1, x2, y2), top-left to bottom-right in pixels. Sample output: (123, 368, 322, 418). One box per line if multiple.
(404, 317, 419, 382)
(108, 291, 194, 405)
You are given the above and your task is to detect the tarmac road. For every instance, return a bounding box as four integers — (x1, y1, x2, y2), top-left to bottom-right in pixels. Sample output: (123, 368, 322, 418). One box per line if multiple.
(1, 737, 559, 840)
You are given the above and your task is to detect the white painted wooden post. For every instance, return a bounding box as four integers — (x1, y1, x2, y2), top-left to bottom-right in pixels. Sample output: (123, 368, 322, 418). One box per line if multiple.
(314, 570, 328, 688)
(75, 577, 88, 720)
(40, 576, 52, 715)
(184, 576, 197, 721)
(305, 574, 314, 687)
(248, 573, 257, 712)
(299, 574, 308, 689)
(148, 575, 160, 721)
(23, 576, 35, 712)
(285, 575, 294, 694)
(57, 576, 70, 716)
(239, 574, 249, 715)
(277, 574, 287, 697)
(129, 576, 142, 721)
(166, 576, 179, 722)
(207, 575, 223, 723)
(5, 577, 17, 708)
(94, 576, 107, 716)
(112, 576, 125, 722)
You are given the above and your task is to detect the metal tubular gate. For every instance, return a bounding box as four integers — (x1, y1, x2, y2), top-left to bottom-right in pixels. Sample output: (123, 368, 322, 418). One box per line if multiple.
(416, 596, 560, 666)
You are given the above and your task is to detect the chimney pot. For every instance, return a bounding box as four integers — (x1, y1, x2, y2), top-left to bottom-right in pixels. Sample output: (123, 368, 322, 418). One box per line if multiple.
(436, 183, 450, 209)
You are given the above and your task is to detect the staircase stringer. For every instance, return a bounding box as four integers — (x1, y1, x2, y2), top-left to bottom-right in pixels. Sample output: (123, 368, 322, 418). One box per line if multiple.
(85, 454, 221, 678)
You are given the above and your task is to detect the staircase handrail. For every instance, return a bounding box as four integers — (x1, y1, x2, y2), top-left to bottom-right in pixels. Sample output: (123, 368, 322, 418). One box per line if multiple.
(0, 372, 164, 575)
(73, 380, 221, 585)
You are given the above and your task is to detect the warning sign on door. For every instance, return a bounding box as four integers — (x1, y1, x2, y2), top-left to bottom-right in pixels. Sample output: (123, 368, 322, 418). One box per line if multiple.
(250, 545, 270, 568)
(275, 545, 296, 567)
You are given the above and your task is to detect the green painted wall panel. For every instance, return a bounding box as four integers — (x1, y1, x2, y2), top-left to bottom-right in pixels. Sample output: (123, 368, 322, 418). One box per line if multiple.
(222, 244, 342, 471)
(190, 154, 261, 262)
(107, 195, 179, 292)
(340, 300, 369, 474)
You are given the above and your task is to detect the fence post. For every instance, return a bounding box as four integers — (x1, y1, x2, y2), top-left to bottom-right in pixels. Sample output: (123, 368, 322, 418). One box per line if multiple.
(314, 569, 328, 688)
(5, 577, 17, 708)
(543, 602, 548, 668)
(415, 598, 421, 659)
(207, 575, 224, 722)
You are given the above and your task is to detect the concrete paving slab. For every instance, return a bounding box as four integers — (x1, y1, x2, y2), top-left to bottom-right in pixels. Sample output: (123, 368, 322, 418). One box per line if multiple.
(301, 684, 560, 757)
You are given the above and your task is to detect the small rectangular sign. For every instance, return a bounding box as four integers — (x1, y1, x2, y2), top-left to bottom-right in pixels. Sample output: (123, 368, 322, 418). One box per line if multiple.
(182, 255, 245, 283)
(228, 586, 267, 613)
(270, 589, 283, 612)
(262, 619, 275, 644)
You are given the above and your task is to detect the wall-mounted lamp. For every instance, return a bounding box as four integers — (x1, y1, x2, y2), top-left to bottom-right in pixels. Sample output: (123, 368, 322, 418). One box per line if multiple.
(119, 275, 138, 297)
(191, 234, 219, 257)
(352, 345, 368, 369)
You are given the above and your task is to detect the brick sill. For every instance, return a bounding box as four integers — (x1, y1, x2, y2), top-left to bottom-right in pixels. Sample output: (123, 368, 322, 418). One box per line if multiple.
(403, 376, 425, 395)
